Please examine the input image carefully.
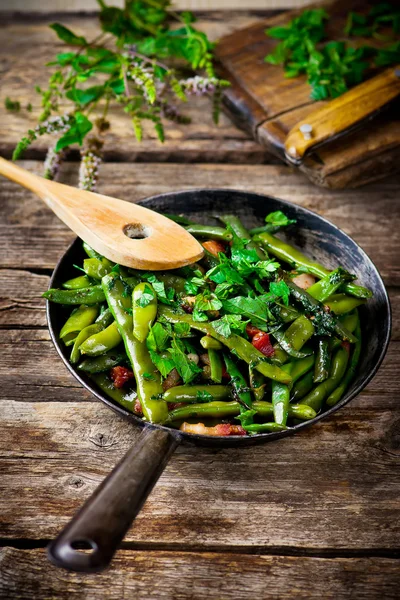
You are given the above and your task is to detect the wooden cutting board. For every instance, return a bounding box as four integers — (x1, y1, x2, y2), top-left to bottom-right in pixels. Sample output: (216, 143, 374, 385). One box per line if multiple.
(215, 0, 400, 189)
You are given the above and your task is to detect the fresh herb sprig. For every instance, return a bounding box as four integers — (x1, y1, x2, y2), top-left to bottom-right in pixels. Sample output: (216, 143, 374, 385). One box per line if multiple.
(7, 0, 229, 190)
(265, 4, 400, 101)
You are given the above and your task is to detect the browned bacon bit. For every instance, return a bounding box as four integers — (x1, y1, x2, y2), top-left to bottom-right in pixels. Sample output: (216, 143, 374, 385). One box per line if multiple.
(181, 295, 195, 314)
(202, 240, 226, 258)
(246, 324, 261, 339)
(179, 422, 247, 436)
(134, 398, 143, 415)
(110, 366, 134, 388)
(251, 331, 275, 357)
(162, 368, 181, 392)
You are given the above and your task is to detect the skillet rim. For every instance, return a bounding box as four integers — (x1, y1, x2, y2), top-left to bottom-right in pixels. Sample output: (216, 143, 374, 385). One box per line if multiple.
(47, 188, 392, 448)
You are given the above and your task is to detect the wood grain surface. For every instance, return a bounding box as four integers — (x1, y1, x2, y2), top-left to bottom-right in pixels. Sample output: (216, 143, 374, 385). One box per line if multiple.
(0, 9, 399, 600)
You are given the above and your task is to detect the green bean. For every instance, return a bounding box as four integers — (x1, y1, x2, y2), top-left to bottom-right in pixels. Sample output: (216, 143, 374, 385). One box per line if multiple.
(200, 336, 223, 350)
(83, 257, 114, 280)
(71, 323, 102, 364)
(249, 366, 266, 401)
(243, 423, 288, 433)
(209, 349, 223, 383)
(60, 305, 99, 341)
(102, 273, 168, 423)
(83, 242, 102, 259)
(249, 224, 281, 236)
(273, 315, 315, 364)
(327, 319, 362, 406)
(324, 294, 366, 315)
(89, 373, 138, 413)
(223, 353, 252, 409)
(284, 278, 358, 344)
(290, 370, 315, 402)
(272, 378, 290, 425)
(159, 307, 292, 384)
(165, 399, 316, 424)
(79, 321, 122, 356)
(185, 224, 232, 242)
(314, 338, 330, 383)
(254, 232, 372, 299)
(157, 274, 186, 294)
(307, 267, 355, 302)
(273, 304, 301, 324)
(289, 354, 315, 384)
(78, 349, 127, 373)
(62, 275, 92, 290)
(219, 214, 266, 259)
(132, 282, 157, 343)
(299, 346, 349, 412)
(164, 384, 230, 403)
(43, 285, 105, 305)
(273, 325, 313, 359)
(329, 311, 359, 351)
(163, 214, 192, 226)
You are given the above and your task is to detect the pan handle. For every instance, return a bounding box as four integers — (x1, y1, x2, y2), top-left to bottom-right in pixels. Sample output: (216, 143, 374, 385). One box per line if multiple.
(47, 426, 180, 572)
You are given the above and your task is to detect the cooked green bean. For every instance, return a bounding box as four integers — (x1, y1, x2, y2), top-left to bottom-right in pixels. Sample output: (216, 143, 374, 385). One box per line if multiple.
(185, 224, 232, 241)
(83, 257, 114, 280)
(164, 384, 230, 403)
(60, 305, 99, 342)
(132, 282, 157, 343)
(326, 319, 362, 406)
(290, 370, 315, 402)
(307, 267, 355, 302)
(62, 275, 92, 290)
(79, 321, 122, 356)
(314, 338, 330, 383)
(78, 349, 127, 373)
(90, 373, 138, 413)
(254, 232, 372, 299)
(324, 294, 366, 315)
(209, 349, 223, 383)
(43, 285, 105, 305)
(200, 336, 223, 350)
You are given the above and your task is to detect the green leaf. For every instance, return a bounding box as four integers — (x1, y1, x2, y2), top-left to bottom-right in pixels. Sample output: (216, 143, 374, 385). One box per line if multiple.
(50, 23, 87, 46)
(168, 339, 202, 384)
(149, 350, 175, 378)
(55, 112, 93, 151)
(66, 85, 104, 106)
(146, 322, 170, 353)
(173, 322, 191, 337)
(135, 283, 155, 307)
(211, 314, 245, 338)
(265, 210, 296, 228)
(196, 389, 214, 402)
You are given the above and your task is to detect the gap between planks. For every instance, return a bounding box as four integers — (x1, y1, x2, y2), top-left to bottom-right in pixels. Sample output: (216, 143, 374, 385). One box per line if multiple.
(0, 538, 399, 559)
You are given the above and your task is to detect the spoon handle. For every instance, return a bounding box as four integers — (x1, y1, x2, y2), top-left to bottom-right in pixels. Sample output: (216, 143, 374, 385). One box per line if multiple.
(0, 156, 50, 196)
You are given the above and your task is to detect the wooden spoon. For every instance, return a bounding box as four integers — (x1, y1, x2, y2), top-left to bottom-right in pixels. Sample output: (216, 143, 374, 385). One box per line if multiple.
(0, 157, 204, 270)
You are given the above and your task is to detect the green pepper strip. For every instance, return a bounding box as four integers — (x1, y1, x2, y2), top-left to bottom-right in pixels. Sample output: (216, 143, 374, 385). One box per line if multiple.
(78, 349, 127, 374)
(314, 338, 330, 383)
(324, 294, 366, 315)
(165, 400, 316, 424)
(219, 214, 266, 259)
(83, 257, 114, 280)
(79, 321, 122, 356)
(298, 346, 350, 412)
(89, 373, 138, 413)
(62, 275, 92, 290)
(60, 305, 99, 341)
(164, 384, 230, 403)
(133, 283, 157, 343)
(290, 370, 314, 402)
(43, 286, 105, 305)
(307, 267, 355, 302)
(254, 232, 372, 299)
(102, 273, 168, 423)
(284, 278, 358, 344)
(326, 319, 361, 407)
(209, 349, 223, 383)
(185, 224, 232, 242)
(159, 307, 292, 384)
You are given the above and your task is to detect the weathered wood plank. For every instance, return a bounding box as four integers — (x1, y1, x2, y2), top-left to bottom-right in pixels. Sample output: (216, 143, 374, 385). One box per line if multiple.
(1, 161, 399, 284)
(1, 267, 399, 337)
(0, 352, 399, 549)
(0, 13, 272, 164)
(1, 548, 400, 600)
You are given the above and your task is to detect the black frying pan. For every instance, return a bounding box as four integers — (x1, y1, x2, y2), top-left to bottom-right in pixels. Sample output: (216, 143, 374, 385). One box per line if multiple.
(46, 189, 391, 572)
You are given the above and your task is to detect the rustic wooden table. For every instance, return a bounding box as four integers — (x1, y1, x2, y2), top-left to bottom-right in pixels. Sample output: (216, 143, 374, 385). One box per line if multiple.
(0, 10, 399, 600)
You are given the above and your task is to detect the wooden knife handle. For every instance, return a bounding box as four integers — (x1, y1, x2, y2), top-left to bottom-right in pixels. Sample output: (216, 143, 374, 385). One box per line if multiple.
(284, 66, 400, 165)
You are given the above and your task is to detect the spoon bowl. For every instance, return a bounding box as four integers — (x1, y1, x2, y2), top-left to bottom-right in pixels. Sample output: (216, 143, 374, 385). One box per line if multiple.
(0, 157, 204, 270)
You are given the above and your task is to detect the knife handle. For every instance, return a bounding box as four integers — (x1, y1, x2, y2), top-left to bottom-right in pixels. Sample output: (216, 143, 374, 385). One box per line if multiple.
(284, 66, 400, 165)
